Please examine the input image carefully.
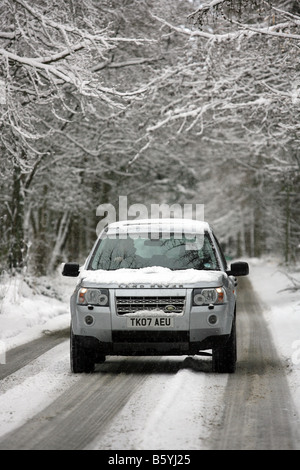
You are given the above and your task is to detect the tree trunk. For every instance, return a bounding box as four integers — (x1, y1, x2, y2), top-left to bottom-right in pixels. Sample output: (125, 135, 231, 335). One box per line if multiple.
(47, 211, 71, 274)
(8, 163, 27, 271)
(284, 186, 291, 264)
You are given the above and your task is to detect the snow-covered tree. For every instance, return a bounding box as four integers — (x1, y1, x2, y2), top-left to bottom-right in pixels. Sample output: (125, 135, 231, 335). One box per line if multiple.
(0, 0, 156, 272)
(0, 0, 299, 273)
(142, 0, 300, 262)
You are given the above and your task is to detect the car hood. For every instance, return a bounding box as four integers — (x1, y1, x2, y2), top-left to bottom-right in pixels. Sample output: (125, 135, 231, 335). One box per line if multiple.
(79, 267, 228, 288)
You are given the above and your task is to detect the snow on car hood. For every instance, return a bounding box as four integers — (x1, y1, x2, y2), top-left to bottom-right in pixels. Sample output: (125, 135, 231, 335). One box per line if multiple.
(79, 266, 227, 288)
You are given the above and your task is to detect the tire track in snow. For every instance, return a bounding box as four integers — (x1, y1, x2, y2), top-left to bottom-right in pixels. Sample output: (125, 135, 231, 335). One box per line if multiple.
(0, 340, 80, 439)
(210, 277, 300, 450)
(0, 357, 150, 450)
(0, 329, 69, 380)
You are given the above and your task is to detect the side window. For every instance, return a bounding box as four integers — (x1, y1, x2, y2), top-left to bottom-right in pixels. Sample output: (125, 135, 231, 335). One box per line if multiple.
(201, 235, 218, 270)
(211, 232, 228, 271)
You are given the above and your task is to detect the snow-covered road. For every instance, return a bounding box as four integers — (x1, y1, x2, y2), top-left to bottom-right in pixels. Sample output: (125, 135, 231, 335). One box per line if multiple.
(0, 337, 225, 450)
(0, 262, 299, 450)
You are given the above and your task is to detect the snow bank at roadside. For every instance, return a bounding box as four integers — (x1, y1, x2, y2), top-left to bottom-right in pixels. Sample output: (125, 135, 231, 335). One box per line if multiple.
(0, 271, 76, 351)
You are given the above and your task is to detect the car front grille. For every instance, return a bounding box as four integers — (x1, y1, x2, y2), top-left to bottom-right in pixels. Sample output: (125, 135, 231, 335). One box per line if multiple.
(116, 296, 186, 315)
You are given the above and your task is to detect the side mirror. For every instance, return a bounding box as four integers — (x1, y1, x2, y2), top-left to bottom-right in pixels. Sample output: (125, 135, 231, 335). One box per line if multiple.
(227, 261, 249, 277)
(62, 263, 80, 277)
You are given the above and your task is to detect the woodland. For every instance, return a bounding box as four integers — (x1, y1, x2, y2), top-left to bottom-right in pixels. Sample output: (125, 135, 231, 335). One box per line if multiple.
(0, 0, 299, 275)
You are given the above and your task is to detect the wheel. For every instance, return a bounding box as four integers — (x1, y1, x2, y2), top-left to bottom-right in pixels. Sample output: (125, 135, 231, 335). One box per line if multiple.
(70, 328, 95, 373)
(212, 316, 237, 373)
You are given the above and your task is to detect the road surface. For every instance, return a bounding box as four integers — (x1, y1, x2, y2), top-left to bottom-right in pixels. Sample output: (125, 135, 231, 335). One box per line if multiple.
(211, 277, 300, 450)
(0, 278, 299, 450)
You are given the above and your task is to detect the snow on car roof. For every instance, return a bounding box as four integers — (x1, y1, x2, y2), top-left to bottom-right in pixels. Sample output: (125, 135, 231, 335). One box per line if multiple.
(105, 218, 210, 234)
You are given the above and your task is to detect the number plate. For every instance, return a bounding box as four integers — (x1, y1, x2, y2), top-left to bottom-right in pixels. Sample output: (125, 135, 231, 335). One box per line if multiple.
(127, 317, 174, 328)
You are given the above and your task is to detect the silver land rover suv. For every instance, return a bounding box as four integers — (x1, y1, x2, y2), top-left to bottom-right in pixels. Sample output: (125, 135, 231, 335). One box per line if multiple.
(63, 218, 249, 373)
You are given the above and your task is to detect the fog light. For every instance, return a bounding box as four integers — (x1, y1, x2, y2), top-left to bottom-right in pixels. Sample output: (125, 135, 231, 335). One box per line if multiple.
(85, 315, 94, 326)
(208, 314, 218, 325)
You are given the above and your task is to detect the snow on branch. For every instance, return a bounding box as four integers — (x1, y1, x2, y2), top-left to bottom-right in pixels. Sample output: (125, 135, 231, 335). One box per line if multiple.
(0, 0, 157, 105)
(188, 0, 300, 25)
(151, 13, 242, 42)
(14, 0, 156, 47)
(0, 49, 133, 106)
(0, 31, 15, 40)
(127, 138, 152, 167)
(261, 0, 300, 22)
(34, 42, 86, 64)
(227, 18, 300, 41)
(0, 48, 75, 84)
(187, 0, 226, 20)
(152, 13, 300, 43)
(92, 56, 161, 72)
(147, 94, 273, 134)
(13, 0, 102, 41)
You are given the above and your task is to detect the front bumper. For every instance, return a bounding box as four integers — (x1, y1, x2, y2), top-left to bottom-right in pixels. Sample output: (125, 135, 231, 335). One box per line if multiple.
(71, 288, 234, 355)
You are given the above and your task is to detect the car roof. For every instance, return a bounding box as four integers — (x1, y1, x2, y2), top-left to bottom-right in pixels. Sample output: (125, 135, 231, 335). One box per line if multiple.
(105, 218, 210, 235)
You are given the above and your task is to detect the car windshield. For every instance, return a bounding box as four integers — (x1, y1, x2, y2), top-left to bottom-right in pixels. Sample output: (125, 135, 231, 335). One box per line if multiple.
(88, 232, 219, 271)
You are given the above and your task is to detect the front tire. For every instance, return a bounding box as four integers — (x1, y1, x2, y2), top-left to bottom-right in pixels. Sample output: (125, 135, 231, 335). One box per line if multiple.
(70, 328, 95, 373)
(212, 315, 237, 373)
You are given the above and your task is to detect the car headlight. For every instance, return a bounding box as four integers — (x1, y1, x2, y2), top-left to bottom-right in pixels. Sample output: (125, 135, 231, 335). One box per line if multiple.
(77, 288, 109, 306)
(193, 287, 225, 306)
